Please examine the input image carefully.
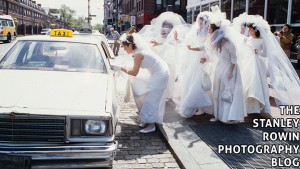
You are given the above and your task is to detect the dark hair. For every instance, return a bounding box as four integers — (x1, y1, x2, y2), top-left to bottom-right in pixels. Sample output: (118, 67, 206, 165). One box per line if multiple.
(247, 23, 260, 38)
(209, 24, 226, 52)
(210, 23, 219, 33)
(284, 24, 291, 30)
(270, 26, 276, 33)
(199, 17, 207, 24)
(128, 26, 136, 34)
(121, 34, 137, 50)
(162, 20, 173, 29)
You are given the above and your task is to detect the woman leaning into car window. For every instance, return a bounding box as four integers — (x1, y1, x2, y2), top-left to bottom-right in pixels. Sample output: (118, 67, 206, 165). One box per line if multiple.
(112, 33, 170, 134)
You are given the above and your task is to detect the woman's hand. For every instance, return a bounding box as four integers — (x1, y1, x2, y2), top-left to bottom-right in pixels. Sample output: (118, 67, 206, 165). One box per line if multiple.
(150, 40, 159, 46)
(174, 31, 178, 41)
(111, 65, 121, 71)
(187, 45, 191, 50)
(254, 49, 258, 55)
(200, 58, 207, 64)
(227, 71, 233, 80)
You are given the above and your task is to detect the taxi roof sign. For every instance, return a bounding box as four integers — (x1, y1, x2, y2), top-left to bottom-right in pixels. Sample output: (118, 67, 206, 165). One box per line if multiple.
(50, 29, 73, 37)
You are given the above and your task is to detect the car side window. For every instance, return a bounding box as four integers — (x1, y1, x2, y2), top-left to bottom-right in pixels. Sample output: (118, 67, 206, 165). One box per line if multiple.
(101, 42, 112, 66)
(1, 20, 8, 27)
(8, 21, 14, 27)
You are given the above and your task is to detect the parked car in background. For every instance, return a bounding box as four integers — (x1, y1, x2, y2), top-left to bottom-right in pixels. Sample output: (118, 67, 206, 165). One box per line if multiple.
(0, 15, 16, 43)
(0, 29, 119, 169)
(40, 28, 51, 35)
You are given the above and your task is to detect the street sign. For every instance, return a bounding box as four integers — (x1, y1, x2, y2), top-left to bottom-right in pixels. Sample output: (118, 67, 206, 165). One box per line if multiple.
(89, 15, 96, 17)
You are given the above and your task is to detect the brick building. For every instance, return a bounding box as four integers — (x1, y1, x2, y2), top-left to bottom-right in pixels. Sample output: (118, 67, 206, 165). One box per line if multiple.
(104, 0, 187, 33)
(0, 0, 64, 35)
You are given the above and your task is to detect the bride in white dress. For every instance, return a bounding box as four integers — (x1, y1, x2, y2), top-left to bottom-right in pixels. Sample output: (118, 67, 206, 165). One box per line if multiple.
(112, 34, 170, 133)
(138, 12, 189, 100)
(177, 12, 213, 118)
(206, 22, 247, 123)
(239, 15, 300, 109)
(243, 23, 271, 113)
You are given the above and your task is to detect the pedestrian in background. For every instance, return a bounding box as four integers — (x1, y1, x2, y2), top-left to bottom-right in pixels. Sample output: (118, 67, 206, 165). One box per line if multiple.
(277, 24, 294, 59)
(296, 36, 300, 60)
(110, 27, 121, 56)
(127, 26, 136, 34)
(270, 26, 280, 43)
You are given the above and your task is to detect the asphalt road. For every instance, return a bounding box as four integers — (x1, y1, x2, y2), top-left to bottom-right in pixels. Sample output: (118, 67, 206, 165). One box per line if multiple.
(0, 39, 14, 60)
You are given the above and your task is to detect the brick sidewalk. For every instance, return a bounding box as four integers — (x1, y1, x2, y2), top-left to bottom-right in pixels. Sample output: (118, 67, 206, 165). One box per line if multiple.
(113, 93, 181, 169)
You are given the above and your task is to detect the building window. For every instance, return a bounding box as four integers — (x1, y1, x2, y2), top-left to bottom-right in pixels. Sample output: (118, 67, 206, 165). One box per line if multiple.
(187, 8, 192, 24)
(202, 4, 209, 12)
(233, 0, 246, 18)
(221, 0, 231, 20)
(156, 0, 162, 10)
(291, 0, 300, 24)
(267, 0, 288, 24)
(3, 1, 6, 11)
(175, 0, 180, 11)
(194, 6, 200, 21)
(210, 1, 219, 9)
(0, 0, 3, 11)
(248, 0, 264, 17)
(139, 1, 141, 11)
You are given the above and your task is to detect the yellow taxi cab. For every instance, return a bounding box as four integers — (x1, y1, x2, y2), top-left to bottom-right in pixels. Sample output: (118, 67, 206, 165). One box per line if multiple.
(0, 15, 16, 43)
(0, 29, 119, 168)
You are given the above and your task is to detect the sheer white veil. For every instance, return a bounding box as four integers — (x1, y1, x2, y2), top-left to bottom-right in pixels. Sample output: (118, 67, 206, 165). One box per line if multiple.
(232, 13, 252, 36)
(138, 11, 188, 43)
(204, 5, 231, 81)
(184, 12, 211, 46)
(119, 33, 151, 51)
(246, 15, 300, 105)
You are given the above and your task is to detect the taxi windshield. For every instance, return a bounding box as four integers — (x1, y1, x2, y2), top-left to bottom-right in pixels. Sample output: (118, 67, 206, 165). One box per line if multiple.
(0, 41, 107, 73)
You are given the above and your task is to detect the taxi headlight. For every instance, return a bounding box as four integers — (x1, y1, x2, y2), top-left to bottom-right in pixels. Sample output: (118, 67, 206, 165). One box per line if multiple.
(84, 120, 107, 135)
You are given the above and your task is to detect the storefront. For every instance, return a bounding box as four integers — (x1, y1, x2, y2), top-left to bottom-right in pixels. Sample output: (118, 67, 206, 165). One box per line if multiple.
(186, 0, 300, 34)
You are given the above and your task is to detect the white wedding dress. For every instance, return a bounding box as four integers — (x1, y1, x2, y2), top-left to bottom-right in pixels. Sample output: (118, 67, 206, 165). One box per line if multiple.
(178, 37, 213, 118)
(244, 37, 271, 113)
(212, 40, 246, 123)
(128, 49, 170, 124)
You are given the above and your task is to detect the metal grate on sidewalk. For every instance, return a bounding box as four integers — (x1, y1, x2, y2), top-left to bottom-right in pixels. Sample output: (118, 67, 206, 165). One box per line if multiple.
(190, 123, 300, 169)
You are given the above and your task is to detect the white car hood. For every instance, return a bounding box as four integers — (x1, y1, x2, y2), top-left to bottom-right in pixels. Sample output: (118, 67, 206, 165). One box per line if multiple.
(0, 70, 109, 116)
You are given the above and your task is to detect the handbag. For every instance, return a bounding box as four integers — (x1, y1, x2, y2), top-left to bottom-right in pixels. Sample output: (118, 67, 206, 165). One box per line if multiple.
(202, 72, 212, 91)
(221, 86, 233, 103)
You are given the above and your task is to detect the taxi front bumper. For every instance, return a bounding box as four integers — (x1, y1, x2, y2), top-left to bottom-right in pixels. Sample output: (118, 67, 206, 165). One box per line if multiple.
(0, 35, 7, 40)
(0, 141, 118, 169)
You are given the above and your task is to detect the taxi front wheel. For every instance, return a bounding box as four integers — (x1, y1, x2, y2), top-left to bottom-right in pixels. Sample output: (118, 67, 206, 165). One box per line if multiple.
(4, 33, 11, 43)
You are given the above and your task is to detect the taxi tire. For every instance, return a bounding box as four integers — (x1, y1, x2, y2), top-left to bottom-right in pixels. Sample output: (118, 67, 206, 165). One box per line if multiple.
(4, 33, 11, 43)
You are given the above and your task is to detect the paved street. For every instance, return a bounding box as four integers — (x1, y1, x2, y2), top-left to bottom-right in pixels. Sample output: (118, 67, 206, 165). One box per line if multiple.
(113, 91, 181, 169)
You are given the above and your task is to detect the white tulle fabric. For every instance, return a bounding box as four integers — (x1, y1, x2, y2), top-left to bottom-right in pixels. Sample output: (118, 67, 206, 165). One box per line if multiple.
(205, 5, 247, 122)
(116, 33, 170, 124)
(138, 12, 189, 99)
(126, 49, 169, 124)
(232, 13, 252, 36)
(238, 15, 300, 106)
(230, 14, 271, 114)
(243, 37, 271, 113)
(176, 12, 214, 118)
